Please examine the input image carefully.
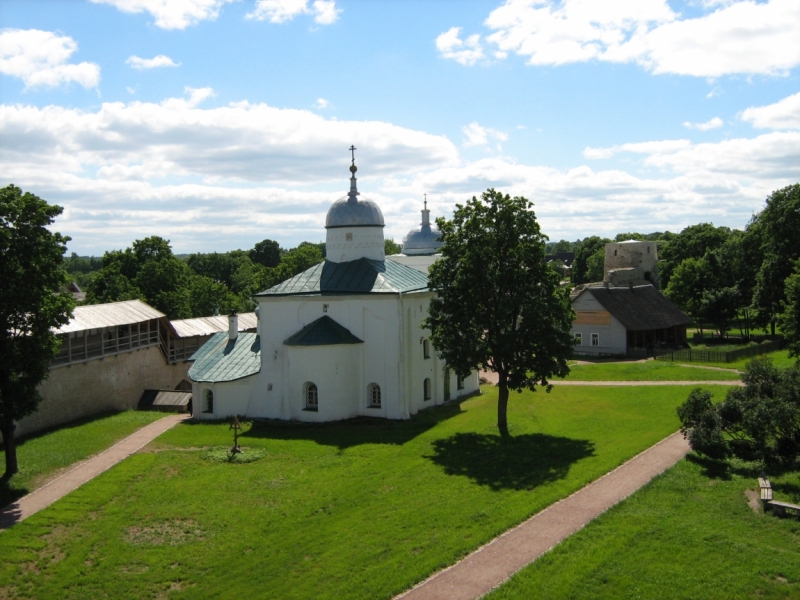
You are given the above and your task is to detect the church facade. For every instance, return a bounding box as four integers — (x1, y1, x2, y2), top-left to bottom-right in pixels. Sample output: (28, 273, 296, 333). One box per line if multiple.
(188, 155, 479, 422)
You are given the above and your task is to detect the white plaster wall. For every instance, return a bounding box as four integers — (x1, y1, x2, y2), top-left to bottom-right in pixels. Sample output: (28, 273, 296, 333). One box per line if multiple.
(326, 227, 385, 263)
(386, 254, 439, 274)
(285, 344, 361, 421)
(17, 346, 190, 438)
(193, 377, 257, 420)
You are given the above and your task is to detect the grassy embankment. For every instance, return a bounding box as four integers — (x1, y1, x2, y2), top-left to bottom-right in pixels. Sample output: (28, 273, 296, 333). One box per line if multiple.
(0, 383, 736, 599)
(488, 456, 800, 599)
(0, 410, 167, 508)
(565, 360, 741, 381)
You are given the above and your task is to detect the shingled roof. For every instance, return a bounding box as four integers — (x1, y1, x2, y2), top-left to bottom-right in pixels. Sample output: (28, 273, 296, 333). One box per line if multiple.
(583, 285, 691, 331)
(188, 332, 261, 383)
(255, 258, 429, 297)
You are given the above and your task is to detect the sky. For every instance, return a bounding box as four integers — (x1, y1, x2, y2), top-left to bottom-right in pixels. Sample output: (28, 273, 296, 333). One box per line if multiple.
(1, 0, 799, 255)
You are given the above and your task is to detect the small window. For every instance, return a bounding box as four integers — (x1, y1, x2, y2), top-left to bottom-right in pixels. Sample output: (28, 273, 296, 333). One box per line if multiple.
(591, 333, 599, 347)
(456, 375, 464, 390)
(304, 382, 318, 411)
(574, 332, 582, 345)
(346, 232, 353, 241)
(204, 390, 214, 413)
(614, 249, 617, 256)
(424, 378, 431, 401)
(423, 339, 430, 359)
(647, 246, 650, 253)
(367, 383, 381, 408)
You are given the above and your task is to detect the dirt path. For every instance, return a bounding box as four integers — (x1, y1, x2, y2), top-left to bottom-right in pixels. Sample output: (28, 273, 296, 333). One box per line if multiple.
(0, 413, 189, 531)
(396, 431, 691, 600)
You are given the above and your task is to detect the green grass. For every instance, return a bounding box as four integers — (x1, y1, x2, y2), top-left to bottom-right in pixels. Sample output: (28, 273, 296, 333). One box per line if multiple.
(487, 457, 800, 600)
(566, 360, 741, 381)
(0, 384, 737, 600)
(689, 349, 797, 371)
(0, 410, 167, 508)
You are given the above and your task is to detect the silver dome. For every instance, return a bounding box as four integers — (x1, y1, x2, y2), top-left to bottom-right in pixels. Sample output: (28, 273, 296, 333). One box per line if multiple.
(325, 160, 385, 229)
(401, 199, 442, 255)
(325, 195, 385, 228)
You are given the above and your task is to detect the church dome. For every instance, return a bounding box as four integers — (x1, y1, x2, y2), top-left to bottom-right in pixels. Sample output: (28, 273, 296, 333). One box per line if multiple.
(325, 161, 384, 229)
(325, 195, 385, 228)
(401, 199, 443, 256)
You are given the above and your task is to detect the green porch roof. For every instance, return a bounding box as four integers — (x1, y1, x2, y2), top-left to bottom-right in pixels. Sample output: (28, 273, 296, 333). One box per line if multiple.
(255, 258, 430, 297)
(284, 315, 364, 346)
(188, 332, 261, 383)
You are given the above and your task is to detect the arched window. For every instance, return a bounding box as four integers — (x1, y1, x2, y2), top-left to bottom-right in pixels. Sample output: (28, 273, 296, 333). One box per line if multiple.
(367, 383, 381, 408)
(304, 382, 318, 411)
(457, 375, 464, 390)
(424, 378, 431, 401)
(204, 390, 214, 413)
(423, 339, 430, 359)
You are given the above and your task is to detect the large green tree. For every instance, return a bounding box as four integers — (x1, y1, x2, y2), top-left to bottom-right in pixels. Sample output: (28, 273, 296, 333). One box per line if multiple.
(424, 189, 574, 436)
(659, 222, 731, 289)
(572, 236, 610, 285)
(0, 185, 74, 477)
(780, 260, 800, 358)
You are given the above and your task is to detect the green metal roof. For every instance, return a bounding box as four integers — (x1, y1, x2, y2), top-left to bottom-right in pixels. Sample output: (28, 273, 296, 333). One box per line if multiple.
(284, 315, 364, 346)
(256, 258, 430, 297)
(188, 332, 261, 383)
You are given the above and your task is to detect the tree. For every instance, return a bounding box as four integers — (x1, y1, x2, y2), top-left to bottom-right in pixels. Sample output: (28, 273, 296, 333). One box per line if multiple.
(424, 189, 574, 436)
(0, 185, 74, 477)
(384, 238, 402, 256)
(659, 223, 731, 289)
(780, 260, 800, 357)
(249, 239, 281, 268)
(572, 236, 610, 285)
(677, 357, 800, 465)
(665, 257, 708, 333)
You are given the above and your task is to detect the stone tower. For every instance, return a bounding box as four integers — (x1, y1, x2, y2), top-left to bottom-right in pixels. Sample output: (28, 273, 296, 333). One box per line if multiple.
(603, 240, 659, 288)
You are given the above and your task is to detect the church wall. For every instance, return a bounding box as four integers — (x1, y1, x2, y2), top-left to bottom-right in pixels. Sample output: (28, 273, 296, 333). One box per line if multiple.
(326, 227, 385, 263)
(285, 344, 361, 421)
(193, 376, 257, 421)
(17, 346, 189, 438)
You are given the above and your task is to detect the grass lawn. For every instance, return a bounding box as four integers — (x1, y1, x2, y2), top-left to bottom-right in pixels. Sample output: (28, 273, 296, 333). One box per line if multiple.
(565, 360, 741, 381)
(0, 410, 167, 508)
(487, 456, 800, 600)
(0, 384, 736, 600)
(688, 349, 798, 371)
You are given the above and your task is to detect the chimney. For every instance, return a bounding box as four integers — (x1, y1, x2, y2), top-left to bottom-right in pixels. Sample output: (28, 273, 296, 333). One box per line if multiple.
(228, 311, 238, 342)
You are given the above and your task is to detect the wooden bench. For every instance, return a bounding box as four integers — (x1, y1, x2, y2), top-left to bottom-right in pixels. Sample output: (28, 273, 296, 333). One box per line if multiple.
(758, 476, 773, 503)
(769, 500, 800, 519)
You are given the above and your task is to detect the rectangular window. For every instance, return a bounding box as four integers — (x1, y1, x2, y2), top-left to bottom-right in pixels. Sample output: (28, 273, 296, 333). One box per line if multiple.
(574, 332, 582, 345)
(591, 333, 599, 347)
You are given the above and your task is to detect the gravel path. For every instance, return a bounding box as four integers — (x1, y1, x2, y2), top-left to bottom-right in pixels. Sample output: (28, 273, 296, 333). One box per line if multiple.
(0, 413, 189, 531)
(396, 431, 691, 600)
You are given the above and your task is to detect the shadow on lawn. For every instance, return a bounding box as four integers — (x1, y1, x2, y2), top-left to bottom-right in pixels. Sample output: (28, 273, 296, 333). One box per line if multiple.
(425, 432, 595, 491)
(193, 399, 468, 449)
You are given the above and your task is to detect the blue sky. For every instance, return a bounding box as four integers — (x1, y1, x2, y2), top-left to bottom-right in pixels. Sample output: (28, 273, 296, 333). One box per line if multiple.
(1, 0, 799, 254)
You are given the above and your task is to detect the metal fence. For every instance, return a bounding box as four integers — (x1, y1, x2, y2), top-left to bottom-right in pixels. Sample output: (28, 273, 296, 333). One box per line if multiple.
(654, 339, 784, 363)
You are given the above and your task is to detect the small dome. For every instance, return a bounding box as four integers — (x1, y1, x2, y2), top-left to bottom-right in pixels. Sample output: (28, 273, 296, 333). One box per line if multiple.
(401, 198, 442, 256)
(325, 195, 385, 229)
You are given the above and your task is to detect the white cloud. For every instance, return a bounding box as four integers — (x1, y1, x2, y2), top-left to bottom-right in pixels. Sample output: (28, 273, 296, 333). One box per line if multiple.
(442, 0, 800, 78)
(315, 98, 330, 109)
(436, 27, 485, 66)
(90, 0, 236, 30)
(0, 29, 100, 89)
(247, 0, 341, 24)
(462, 122, 508, 147)
(741, 91, 800, 130)
(126, 54, 181, 70)
(683, 117, 723, 131)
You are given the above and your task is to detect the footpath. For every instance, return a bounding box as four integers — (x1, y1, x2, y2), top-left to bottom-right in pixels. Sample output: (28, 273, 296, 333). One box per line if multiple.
(0, 413, 188, 531)
(397, 430, 690, 600)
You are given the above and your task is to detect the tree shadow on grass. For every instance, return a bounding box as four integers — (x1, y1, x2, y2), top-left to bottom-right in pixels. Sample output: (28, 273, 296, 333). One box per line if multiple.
(424, 432, 595, 491)
(183, 399, 468, 450)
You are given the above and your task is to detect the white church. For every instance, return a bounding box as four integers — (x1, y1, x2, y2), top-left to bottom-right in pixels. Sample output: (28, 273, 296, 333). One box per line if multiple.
(188, 153, 479, 422)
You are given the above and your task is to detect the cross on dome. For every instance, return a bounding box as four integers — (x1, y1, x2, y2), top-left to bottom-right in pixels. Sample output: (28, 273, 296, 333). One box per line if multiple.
(348, 145, 359, 200)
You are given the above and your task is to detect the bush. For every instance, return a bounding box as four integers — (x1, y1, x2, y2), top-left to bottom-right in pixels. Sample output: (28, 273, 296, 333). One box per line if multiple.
(677, 357, 800, 465)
